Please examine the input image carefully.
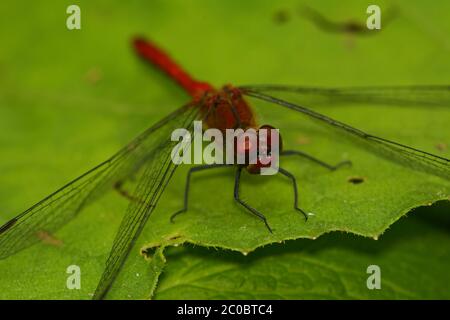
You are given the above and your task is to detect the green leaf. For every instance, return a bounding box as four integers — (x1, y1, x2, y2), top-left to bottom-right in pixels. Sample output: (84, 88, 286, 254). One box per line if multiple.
(154, 202, 450, 299)
(0, 0, 448, 299)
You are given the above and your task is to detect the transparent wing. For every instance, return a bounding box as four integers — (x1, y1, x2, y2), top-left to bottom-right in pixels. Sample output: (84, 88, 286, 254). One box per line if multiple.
(92, 104, 200, 299)
(0, 104, 200, 260)
(241, 88, 450, 181)
(239, 85, 450, 107)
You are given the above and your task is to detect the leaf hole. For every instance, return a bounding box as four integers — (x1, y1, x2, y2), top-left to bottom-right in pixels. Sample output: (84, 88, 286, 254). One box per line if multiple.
(347, 176, 365, 184)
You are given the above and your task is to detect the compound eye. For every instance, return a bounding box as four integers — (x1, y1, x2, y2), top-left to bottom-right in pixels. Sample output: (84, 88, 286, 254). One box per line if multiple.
(259, 124, 275, 130)
(257, 124, 283, 154)
(235, 135, 256, 155)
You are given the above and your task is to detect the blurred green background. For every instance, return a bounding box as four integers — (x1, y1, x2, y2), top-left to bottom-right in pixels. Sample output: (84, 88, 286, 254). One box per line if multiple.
(0, 0, 449, 299)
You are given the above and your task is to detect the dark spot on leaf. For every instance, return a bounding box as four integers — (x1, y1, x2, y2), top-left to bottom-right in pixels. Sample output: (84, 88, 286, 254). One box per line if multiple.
(300, 5, 398, 36)
(85, 67, 103, 84)
(436, 142, 448, 152)
(273, 9, 290, 24)
(36, 231, 63, 247)
(348, 176, 365, 184)
(296, 135, 311, 145)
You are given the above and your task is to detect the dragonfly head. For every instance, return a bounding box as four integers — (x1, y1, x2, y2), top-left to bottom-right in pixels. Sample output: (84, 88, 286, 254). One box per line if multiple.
(237, 124, 283, 174)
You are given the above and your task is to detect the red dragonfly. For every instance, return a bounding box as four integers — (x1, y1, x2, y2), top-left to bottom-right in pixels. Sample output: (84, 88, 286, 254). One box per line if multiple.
(0, 37, 449, 299)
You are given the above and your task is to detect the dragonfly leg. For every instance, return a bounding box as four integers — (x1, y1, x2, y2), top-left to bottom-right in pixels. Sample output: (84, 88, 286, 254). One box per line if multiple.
(281, 150, 352, 171)
(234, 166, 273, 233)
(278, 167, 308, 221)
(171, 164, 229, 223)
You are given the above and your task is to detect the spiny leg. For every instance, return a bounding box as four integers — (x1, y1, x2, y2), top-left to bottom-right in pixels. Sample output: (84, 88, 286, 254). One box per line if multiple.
(281, 150, 351, 171)
(278, 167, 308, 221)
(233, 166, 273, 233)
(171, 164, 229, 222)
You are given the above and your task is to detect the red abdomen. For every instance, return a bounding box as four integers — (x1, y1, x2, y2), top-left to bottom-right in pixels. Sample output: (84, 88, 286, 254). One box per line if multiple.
(133, 38, 257, 130)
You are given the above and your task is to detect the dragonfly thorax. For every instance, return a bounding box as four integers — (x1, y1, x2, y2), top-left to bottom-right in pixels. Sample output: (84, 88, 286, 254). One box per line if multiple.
(201, 85, 257, 132)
